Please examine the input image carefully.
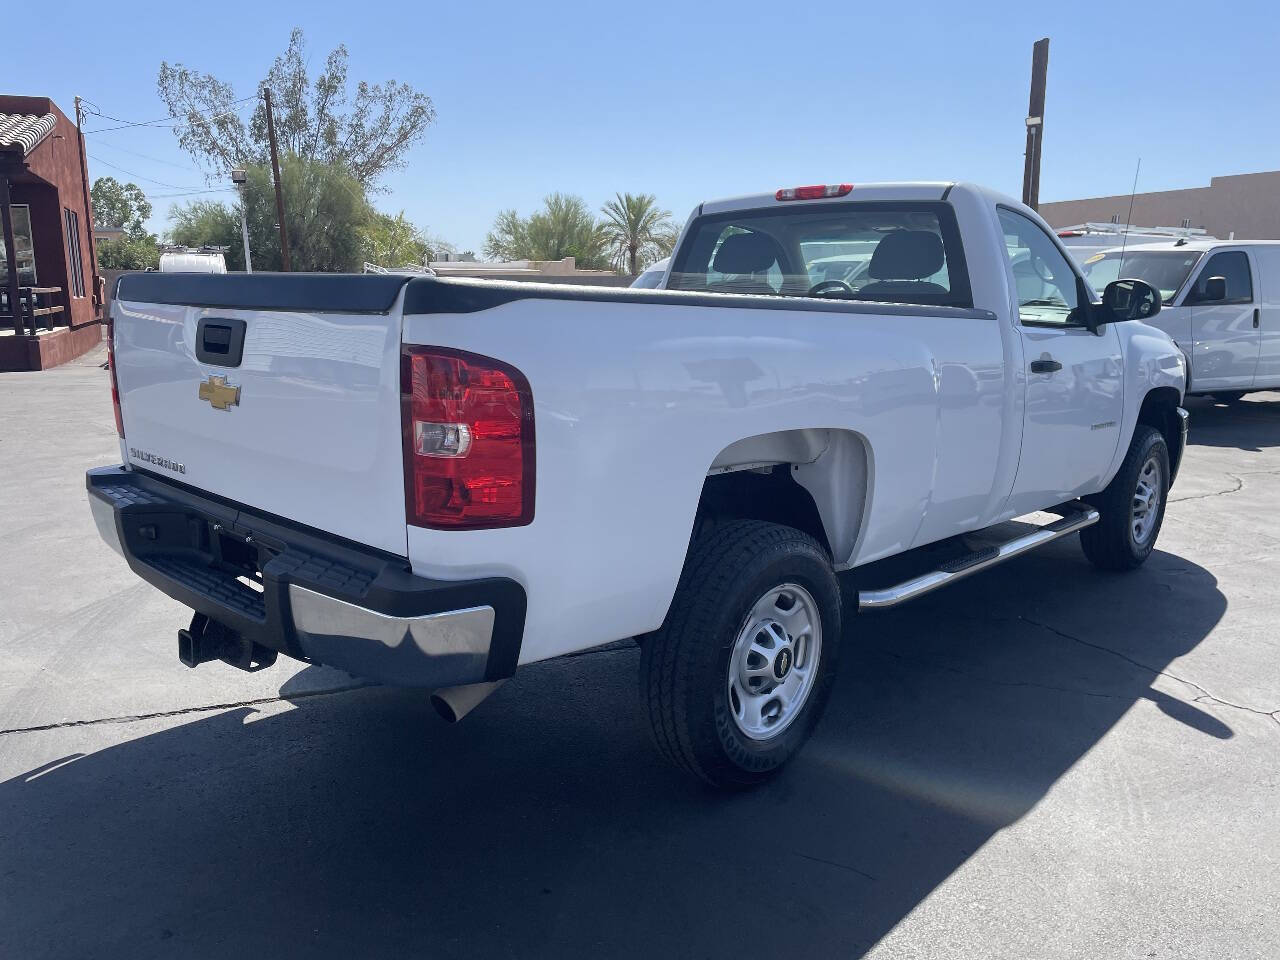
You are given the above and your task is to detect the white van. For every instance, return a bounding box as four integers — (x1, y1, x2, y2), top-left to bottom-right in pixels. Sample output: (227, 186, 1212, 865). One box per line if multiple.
(158, 249, 227, 274)
(1081, 240, 1280, 400)
(1056, 222, 1215, 266)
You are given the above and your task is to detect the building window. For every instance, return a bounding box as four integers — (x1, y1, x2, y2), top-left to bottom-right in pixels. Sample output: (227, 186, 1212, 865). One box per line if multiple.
(65, 208, 85, 298)
(0, 204, 37, 286)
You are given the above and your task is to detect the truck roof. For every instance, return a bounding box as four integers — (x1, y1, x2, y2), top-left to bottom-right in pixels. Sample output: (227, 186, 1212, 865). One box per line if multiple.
(1094, 238, 1280, 255)
(695, 180, 1034, 219)
(699, 181, 957, 216)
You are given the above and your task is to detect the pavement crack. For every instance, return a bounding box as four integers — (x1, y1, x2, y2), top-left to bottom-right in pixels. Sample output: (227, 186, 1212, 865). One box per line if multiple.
(877, 650, 1125, 703)
(1169, 473, 1244, 503)
(792, 851, 877, 881)
(1019, 616, 1280, 727)
(0, 683, 371, 737)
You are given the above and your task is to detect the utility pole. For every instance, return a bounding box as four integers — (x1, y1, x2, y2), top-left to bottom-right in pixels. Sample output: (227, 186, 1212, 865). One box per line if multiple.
(1021, 37, 1050, 211)
(74, 96, 101, 314)
(231, 168, 252, 273)
(263, 88, 291, 271)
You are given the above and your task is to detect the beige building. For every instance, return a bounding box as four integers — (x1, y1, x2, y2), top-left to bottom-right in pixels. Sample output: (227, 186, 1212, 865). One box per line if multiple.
(1039, 170, 1280, 241)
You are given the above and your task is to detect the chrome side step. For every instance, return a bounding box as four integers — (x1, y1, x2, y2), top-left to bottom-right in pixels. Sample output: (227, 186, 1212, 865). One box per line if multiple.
(857, 509, 1100, 611)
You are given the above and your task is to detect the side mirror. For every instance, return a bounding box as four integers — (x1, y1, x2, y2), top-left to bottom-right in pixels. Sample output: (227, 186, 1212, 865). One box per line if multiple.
(1102, 278, 1161, 324)
(1199, 276, 1228, 303)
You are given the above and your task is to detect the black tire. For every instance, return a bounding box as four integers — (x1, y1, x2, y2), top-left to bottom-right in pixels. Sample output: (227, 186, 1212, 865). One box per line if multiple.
(1080, 425, 1170, 571)
(1211, 391, 1247, 404)
(639, 520, 841, 789)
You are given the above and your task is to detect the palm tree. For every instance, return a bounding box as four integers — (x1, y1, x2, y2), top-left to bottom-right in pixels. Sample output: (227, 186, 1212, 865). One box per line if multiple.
(599, 193, 675, 275)
(484, 193, 611, 269)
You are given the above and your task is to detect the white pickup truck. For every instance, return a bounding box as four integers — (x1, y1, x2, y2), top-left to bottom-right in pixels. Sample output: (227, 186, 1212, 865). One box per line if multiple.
(90, 182, 1188, 787)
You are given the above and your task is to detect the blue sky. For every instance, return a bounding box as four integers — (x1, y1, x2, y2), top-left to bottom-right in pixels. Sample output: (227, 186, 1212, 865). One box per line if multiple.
(12, 0, 1279, 254)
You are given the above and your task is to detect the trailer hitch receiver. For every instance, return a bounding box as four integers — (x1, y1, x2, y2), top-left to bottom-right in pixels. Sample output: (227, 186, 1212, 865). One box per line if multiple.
(178, 612, 278, 672)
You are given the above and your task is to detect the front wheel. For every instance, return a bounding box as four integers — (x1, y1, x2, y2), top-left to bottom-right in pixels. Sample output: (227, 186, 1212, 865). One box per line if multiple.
(1080, 425, 1170, 570)
(639, 520, 841, 788)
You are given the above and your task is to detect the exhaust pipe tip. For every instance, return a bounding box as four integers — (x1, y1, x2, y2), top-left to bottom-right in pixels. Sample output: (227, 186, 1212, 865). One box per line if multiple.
(430, 679, 506, 723)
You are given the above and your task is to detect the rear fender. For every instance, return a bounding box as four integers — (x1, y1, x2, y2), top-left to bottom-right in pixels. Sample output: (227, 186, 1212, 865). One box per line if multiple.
(703, 428, 872, 568)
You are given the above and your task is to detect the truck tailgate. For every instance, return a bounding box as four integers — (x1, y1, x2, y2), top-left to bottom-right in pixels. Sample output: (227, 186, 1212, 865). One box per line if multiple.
(111, 274, 411, 557)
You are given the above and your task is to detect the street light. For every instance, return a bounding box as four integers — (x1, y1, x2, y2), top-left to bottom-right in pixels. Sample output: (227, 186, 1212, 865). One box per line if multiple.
(231, 168, 252, 274)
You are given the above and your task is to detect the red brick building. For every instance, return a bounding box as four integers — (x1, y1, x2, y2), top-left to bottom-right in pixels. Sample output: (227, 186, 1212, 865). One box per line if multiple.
(0, 95, 103, 371)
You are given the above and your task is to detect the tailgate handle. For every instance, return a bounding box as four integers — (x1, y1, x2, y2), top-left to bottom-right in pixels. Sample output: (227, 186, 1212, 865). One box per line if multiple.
(196, 318, 247, 367)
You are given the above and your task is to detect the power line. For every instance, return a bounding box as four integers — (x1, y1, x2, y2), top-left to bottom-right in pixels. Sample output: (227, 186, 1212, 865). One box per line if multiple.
(82, 96, 256, 134)
(89, 137, 212, 172)
(86, 153, 206, 192)
(147, 188, 236, 199)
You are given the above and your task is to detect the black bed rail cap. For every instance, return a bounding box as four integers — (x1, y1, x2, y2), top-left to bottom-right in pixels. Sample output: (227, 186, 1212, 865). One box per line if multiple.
(114, 271, 411, 313)
(402, 275, 990, 320)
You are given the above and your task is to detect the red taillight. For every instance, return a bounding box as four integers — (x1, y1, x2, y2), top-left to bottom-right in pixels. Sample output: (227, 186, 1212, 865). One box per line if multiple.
(401, 346, 535, 529)
(776, 183, 853, 202)
(1057, 230, 1083, 238)
(107, 316, 123, 437)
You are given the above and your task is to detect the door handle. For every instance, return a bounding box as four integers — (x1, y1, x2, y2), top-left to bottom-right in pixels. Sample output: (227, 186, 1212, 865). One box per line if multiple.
(1030, 358, 1062, 374)
(1255, 308, 1261, 329)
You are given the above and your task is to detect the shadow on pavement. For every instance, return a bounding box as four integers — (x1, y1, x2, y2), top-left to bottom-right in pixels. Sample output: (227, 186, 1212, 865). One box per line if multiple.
(0, 541, 1226, 959)
(1185, 392, 1280, 451)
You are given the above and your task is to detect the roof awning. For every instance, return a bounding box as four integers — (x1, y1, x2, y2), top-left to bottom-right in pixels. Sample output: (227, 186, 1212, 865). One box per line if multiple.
(0, 113, 56, 158)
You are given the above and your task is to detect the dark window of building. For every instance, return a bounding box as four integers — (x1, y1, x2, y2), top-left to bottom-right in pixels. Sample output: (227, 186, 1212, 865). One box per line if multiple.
(64, 208, 85, 298)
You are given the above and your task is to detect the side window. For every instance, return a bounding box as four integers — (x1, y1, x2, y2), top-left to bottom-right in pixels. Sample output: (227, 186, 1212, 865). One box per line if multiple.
(997, 207, 1080, 325)
(1189, 251, 1253, 304)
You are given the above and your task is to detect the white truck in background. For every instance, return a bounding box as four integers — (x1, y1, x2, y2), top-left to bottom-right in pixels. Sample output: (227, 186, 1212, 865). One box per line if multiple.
(90, 182, 1188, 787)
(1080, 239, 1280, 402)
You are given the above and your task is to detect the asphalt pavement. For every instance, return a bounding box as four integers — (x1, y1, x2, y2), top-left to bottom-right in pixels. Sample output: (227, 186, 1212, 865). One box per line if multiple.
(1, 345, 1276, 959)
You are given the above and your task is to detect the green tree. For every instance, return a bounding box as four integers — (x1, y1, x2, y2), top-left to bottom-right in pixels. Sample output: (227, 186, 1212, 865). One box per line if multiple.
(169, 199, 244, 269)
(157, 28, 435, 187)
(484, 209, 529, 261)
(484, 193, 609, 269)
(360, 210, 430, 268)
(96, 235, 161, 271)
(169, 157, 374, 273)
(91, 177, 160, 269)
(599, 192, 676, 274)
(90, 177, 152, 234)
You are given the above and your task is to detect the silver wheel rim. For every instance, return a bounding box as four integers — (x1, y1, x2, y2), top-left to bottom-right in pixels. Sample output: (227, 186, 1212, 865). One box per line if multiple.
(1131, 455, 1163, 546)
(726, 583, 823, 741)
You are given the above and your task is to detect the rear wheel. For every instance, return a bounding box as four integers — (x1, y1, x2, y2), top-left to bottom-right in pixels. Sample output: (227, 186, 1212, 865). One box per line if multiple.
(639, 520, 841, 788)
(1080, 425, 1169, 570)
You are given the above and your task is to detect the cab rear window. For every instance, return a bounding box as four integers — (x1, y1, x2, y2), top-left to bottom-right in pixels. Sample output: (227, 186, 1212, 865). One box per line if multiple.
(668, 201, 972, 308)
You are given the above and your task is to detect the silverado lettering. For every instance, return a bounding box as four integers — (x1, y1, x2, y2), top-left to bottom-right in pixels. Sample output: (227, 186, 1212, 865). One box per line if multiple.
(128, 448, 186, 475)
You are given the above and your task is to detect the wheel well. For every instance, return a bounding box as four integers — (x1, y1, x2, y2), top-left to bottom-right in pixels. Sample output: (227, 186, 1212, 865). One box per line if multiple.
(696, 466, 832, 558)
(1138, 387, 1182, 459)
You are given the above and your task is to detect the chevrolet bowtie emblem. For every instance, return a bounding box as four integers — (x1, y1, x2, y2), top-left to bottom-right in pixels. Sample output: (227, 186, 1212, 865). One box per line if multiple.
(198, 375, 241, 411)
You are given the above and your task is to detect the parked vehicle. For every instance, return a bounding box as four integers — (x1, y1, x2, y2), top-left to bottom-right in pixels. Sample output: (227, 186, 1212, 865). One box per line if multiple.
(629, 256, 669, 289)
(158, 247, 227, 274)
(1056, 222, 1215, 266)
(1080, 239, 1280, 401)
(89, 181, 1187, 787)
